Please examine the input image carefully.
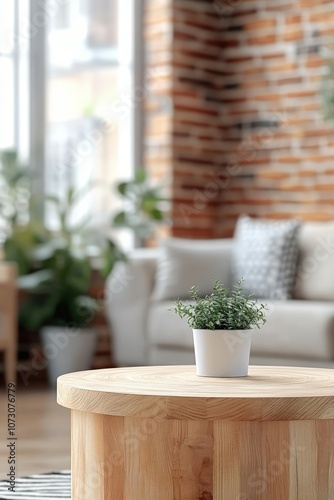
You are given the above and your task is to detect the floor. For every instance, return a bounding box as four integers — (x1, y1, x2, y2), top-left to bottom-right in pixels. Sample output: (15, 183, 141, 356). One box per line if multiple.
(0, 382, 71, 478)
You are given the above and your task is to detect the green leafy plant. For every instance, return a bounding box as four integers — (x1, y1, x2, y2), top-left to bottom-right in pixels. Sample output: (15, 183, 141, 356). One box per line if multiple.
(112, 168, 168, 238)
(0, 150, 47, 275)
(0, 159, 165, 332)
(0, 149, 31, 230)
(18, 185, 125, 331)
(171, 279, 267, 330)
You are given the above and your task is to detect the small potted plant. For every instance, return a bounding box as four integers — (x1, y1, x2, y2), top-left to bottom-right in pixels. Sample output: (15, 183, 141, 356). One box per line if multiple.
(171, 279, 267, 377)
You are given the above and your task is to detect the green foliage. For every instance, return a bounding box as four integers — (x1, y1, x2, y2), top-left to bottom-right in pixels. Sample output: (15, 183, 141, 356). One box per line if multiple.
(17, 184, 125, 331)
(4, 222, 49, 275)
(112, 168, 167, 238)
(171, 279, 267, 331)
(0, 157, 165, 331)
(19, 247, 100, 331)
(0, 150, 31, 227)
(0, 150, 47, 275)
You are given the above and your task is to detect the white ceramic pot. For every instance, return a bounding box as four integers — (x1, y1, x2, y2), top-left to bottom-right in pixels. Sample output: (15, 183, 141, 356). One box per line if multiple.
(193, 329, 252, 377)
(41, 326, 97, 387)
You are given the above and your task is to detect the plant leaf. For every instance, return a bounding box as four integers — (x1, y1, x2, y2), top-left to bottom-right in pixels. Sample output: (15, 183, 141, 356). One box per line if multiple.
(112, 211, 127, 226)
(134, 168, 147, 184)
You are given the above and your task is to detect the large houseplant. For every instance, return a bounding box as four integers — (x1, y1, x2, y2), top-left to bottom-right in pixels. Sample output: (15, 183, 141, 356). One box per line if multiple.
(0, 155, 167, 384)
(171, 279, 267, 377)
(18, 185, 125, 385)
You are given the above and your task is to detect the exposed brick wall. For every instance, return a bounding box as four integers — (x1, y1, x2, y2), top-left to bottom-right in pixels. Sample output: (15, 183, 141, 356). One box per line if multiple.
(144, 0, 173, 183)
(144, 0, 334, 238)
(172, 0, 230, 238)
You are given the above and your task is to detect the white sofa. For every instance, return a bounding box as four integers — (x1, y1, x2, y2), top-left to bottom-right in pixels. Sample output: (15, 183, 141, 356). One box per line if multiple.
(106, 225, 334, 369)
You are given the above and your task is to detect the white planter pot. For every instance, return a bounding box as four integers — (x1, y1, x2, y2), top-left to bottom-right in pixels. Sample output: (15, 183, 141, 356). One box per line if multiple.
(41, 326, 97, 387)
(193, 329, 252, 377)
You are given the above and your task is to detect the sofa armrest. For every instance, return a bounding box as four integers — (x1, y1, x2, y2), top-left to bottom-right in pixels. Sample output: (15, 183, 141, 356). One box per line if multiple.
(105, 248, 158, 366)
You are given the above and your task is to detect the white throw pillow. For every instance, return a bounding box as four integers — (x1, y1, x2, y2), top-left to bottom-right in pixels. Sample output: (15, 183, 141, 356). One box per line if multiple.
(294, 222, 334, 301)
(152, 238, 233, 301)
(232, 215, 301, 300)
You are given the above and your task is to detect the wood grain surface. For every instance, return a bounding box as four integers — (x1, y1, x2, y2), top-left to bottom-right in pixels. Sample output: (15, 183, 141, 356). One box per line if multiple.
(58, 365, 334, 420)
(58, 366, 334, 499)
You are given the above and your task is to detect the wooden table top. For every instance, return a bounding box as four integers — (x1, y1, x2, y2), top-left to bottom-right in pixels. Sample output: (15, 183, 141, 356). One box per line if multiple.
(57, 365, 334, 421)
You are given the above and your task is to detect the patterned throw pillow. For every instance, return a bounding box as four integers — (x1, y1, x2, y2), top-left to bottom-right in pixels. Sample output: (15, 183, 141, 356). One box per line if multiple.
(232, 215, 301, 300)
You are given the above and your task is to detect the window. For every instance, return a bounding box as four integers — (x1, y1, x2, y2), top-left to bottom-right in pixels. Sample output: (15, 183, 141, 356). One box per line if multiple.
(1, 0, 141, 230)
(0, 3, 16, 150)
(0, 1, 29, 157)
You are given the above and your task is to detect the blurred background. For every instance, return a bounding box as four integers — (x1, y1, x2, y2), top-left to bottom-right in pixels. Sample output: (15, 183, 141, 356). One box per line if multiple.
(2, 0, 334, 480)
(0, 0, 139, 230)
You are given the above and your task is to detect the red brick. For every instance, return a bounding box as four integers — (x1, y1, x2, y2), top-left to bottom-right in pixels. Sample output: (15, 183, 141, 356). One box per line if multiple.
(285, 14, 302, 24)
(286, 90, 316, 98)
(242, 65, 266, 75)
(174, 104, 219, 116)
(206, 39, 239, 48)
(181, 17, 221, 33)
(315, 184, 334, 191)
(309, 155, 334, 162)
(241, 79, 268, 89)
(299, 0, 333, 5)
(297, 212, 334, 221)
(246, 19, 276, 31)
(280, 184, 311, 192)
(277, 156, 303, 164)
(174, 30, 198, 42)
(268, 61, 297, 72)
(238, 158, 272, 167)
(309, 11, 334, 23)
(277, 77, 303, 85)
(283, 29, 304, 41)
(318, 197, 334, 204)
(225, 55, 255, 64)
(258, 171, 290, 180)
(261, 212, 301, 220)
(266, 2, 297, 11)
(262, 52, 286, 60)
(172, 89, 200, 99)
(301, 102, 320, 111)
(254, 94, 281, 102)
(309, 74, 322, 82)
(228, 108, 260, 116)
(249, 34, 277, 45)
(239, 198, 275, 206)
(301, 129, 331, 137)
(178, 48, 219, 62)
(305, 57, 323, 68)
(298, 170, 318, 177)
(287, 117, 313, 125)
(229, 9, 258, 19)
(320, 27, 334, 36)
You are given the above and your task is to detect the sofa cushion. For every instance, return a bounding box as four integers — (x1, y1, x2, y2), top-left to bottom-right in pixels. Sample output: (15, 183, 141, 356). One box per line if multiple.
(232, 215, 301, 300)
(152, 237, 233, 301)
(148, 301, 194, 349)
(148, 300, 334, 361)
(251, 300, 334, 360)
(294, 222, 334, 301)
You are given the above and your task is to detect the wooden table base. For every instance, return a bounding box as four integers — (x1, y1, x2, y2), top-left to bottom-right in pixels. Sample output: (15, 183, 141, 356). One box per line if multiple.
(57, 366, 334, 500)
(71, 411, 334, 499)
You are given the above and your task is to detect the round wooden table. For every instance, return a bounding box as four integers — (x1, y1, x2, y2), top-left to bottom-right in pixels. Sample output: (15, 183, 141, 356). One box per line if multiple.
(57, 365, 334, 500)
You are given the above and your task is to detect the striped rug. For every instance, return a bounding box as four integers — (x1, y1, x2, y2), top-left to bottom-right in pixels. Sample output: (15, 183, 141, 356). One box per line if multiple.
(0, 471, 70, 499)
